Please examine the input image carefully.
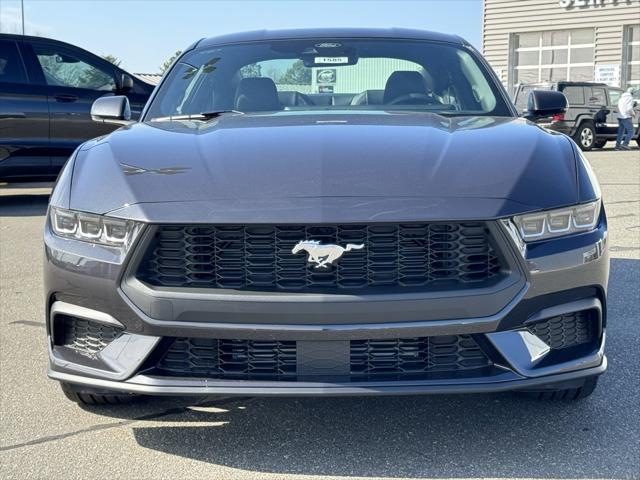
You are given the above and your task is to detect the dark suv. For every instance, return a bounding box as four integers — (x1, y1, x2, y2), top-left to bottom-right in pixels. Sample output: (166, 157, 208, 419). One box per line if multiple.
(0, 34, 154, 181)
(514, 81, 639, 150)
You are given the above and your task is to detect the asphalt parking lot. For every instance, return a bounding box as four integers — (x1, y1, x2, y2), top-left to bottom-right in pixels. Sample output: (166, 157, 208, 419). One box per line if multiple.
(1, 148, 639, 480)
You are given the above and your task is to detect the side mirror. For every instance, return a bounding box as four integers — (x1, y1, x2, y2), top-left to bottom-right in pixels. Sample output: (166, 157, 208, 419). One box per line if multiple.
(523, 90, 567, 121)
(91, 95, 132, 125)
(118, 73, 134, 93)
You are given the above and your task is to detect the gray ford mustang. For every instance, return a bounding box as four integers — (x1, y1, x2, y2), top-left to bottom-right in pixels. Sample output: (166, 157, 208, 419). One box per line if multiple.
(45, 28, 608, 405)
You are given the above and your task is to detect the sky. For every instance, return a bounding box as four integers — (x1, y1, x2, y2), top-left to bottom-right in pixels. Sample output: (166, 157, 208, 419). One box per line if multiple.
(0, 0, 483, 73)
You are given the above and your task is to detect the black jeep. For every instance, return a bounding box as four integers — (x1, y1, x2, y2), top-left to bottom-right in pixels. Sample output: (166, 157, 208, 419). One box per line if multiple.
(514, 81, 639, 150)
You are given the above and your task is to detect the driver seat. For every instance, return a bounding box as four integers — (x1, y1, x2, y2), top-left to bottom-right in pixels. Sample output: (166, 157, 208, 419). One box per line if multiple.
(383, 71, 429, 104)
(235, 77, 281, 112)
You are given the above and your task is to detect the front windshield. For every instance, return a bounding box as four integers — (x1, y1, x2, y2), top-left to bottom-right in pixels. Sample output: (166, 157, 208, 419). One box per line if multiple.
(145, 38, 512, 119)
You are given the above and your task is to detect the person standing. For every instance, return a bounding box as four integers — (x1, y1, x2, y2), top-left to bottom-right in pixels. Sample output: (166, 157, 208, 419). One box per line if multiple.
(615, 87, 636, 151)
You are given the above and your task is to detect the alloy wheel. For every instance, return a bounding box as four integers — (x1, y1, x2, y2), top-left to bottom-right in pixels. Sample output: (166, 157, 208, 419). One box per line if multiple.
(581, 127, 594, 148)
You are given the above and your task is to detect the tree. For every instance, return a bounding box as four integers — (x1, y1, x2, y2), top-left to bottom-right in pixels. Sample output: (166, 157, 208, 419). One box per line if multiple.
(278, 60, 311, 85)
(102, 54, 121, 67)
(160, 50, 182, 74)
(239, 63, 262, 78)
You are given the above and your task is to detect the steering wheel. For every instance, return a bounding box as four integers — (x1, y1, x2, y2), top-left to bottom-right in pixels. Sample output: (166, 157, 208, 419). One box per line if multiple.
(387, 93, 434, 105)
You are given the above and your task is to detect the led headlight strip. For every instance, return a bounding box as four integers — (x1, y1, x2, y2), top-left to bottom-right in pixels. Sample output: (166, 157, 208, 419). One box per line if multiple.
(50, 207, 142, 249)
(512, 199, 601, 242)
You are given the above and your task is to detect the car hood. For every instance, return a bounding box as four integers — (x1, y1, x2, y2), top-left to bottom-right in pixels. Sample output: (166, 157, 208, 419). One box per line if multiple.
(70, 112, 578, 223)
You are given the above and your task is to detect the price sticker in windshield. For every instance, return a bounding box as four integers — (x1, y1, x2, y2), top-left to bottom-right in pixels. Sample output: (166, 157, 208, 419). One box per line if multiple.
(314, 56, 348, 64)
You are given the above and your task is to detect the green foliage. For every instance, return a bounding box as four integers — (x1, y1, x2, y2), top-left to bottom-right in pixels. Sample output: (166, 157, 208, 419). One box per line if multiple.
(239, 63, 262, 78)
(160, 50, 182, 74)
(102, 54, 121, 67)
(278, 60, 311, 85)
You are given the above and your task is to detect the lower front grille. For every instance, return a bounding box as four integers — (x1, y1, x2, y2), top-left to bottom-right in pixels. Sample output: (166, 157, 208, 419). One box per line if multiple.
(350, 335, 491, 378)
(54, 315, 122, 358)
(156, 338, 297, 380)
(154, 335, 492, 381)
(528, 310, 597, 350)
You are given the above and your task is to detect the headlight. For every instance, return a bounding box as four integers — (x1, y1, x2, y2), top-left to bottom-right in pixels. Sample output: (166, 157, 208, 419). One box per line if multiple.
(50, 207, 143, 250)
(512, 200, 601, 241)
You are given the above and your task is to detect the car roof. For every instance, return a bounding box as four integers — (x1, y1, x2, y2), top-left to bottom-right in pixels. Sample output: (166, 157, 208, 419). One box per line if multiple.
(196, 28, 467, 49)
(1, 33, 91, 49)
(0, 33, 124, 67)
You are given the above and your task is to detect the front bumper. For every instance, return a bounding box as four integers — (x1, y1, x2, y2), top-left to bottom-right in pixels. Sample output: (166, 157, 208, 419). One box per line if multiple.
(45, 217, 609, 396)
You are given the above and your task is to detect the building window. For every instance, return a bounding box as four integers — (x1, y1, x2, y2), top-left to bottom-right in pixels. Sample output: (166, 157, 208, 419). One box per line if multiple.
(624, 25, 640, 89)
(511, 29, 595, 88)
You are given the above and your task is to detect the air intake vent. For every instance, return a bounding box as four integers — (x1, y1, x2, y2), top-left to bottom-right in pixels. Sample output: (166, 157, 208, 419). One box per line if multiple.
(54, 315, 122, 357)
(528, 310, 597, 350)
(156, 338, 297, 380)
(154, 335, 492, 381)
(350, 335, 491, 377)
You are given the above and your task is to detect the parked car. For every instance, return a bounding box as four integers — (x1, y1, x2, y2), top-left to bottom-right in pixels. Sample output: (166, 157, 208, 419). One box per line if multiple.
(0, 34, 154, 181)
(45, 28, 608, 406)
(514, 81, 640, 150)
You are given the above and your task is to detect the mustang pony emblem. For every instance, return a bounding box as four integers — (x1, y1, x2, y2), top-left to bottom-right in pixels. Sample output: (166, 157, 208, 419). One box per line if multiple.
(291, 240, 365, 269)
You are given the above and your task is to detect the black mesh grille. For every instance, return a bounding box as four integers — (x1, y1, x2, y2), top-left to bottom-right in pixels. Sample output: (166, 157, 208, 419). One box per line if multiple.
(350, 335, 491, 377)
(154, 335, 491, 381)
(156, 338, 297, 380)
(138, 222, 503, 292)
(55, 315, 122, 357)
(528, 310, 596, 350)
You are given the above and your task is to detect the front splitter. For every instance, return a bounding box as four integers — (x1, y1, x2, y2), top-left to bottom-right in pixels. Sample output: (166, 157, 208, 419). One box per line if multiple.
(49, 357, 606, 397)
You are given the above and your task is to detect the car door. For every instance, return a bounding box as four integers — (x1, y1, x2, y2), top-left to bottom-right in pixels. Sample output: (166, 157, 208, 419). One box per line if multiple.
(606, 88, 623, 137)
(558, 85, 586, 126)
(25, 40, 120, 170)
(0, 38, 50, 180)
(587, 86, 608, 136)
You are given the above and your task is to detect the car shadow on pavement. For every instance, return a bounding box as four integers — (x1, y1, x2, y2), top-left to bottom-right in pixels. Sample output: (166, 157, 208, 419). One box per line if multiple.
(71, 257, 639, 479)
(0, 194, 50, 217)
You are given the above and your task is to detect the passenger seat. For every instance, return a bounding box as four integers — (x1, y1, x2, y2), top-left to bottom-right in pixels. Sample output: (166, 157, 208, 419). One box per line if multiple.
(235, 77, 281, 112)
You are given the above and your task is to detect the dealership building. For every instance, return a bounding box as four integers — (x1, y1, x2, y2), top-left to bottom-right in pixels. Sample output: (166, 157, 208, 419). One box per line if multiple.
(482, 0, 640, 93)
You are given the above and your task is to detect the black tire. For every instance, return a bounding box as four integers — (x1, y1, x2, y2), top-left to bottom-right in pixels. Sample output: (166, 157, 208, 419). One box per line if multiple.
(572, 122, 596, 151)
(593, 140, 607, 149)
(519, 376, 599, 401)
(60, 382, 136, 406)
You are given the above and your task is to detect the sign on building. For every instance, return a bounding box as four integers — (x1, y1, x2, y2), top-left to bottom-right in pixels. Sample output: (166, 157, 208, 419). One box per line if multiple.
(594, 64, 621, 86)
(559, 0, 635, 8)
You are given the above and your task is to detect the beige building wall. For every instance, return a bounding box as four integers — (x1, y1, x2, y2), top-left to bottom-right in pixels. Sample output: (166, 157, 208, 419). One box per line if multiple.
(483, 0, 640, 91)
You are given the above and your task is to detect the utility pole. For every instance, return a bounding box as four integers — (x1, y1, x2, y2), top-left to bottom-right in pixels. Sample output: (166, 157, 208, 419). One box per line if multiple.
(21, 0, 25, 34)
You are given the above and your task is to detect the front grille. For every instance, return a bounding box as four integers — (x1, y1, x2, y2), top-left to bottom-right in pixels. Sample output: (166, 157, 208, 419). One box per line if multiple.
(528, 310, 596, 350)
(156, 338, 297, 380)
(54, 315, 122, 357)
(154, 335, 491, 381)
(137, 222, 504, 292)
(350, 335, 491, 377)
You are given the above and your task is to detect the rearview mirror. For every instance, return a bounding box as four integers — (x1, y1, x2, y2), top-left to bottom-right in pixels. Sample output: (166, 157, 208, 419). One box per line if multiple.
(118, 73, 134, 93)
(523, 90, 567, 121)
(91, 95, 131, 125)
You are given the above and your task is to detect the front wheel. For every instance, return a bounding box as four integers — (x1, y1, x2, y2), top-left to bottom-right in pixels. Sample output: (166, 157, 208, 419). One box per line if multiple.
(573, 122, 596, 151)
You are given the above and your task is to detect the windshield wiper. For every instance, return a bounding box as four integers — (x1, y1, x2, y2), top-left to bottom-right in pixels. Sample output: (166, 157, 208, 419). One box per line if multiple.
(150, 110, 243, 122)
